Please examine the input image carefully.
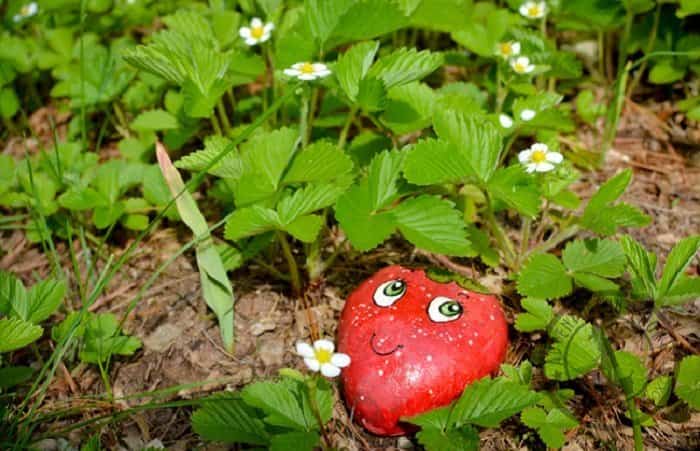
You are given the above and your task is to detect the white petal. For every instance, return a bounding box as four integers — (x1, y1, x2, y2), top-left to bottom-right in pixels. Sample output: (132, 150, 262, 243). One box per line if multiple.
(298, 73, 317, 80)
(259, 33, 271, 43)
(331, 353, 351, 368)
(518, 149, 533, 163)
(13, 14, 22, 22)
(313, 339, 335, 353)
(519, 4, 530, 16)
(29, 3, 38, 14)
(525, 64, 535, 73)
(296, 341, 315, 358)
(264, 23, 275, 32)
(245, 38, 259, 46)
(291, 62, 305, 70)
(499, 114, 514, 128)
(312, 63, 328, 72)
(304, 357, 320, 372)
(284, 69, 301, 76)
(546, 152, 563, 163)
(525, 163, 537, 173)
(320, 363, 341, 378)
(251, 17, 263, 28)
(315, 69, 331, 78)
(512, 42, 521, 54)
(239, 27, 251, 38)
(520, 109, 536, 121)
(531, 143, 549, 152)
(534, 162, 555, 172)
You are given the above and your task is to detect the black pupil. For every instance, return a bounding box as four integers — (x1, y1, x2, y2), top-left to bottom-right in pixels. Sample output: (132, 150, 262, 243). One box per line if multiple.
(384, 281, 405, 296)
(440, 301, 462, 316)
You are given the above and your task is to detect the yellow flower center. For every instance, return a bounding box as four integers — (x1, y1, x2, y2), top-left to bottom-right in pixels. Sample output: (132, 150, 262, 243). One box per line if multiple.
(315, 348, 332, 364)
(528, 5, 541, 17)
(500, 43, 513, 56)
(251, 26, 264, 39)
(531, 150, 547, 163)
(515, 63, 525, 73)
(21, 5, 31, 15)
(300, 62, 315, 74)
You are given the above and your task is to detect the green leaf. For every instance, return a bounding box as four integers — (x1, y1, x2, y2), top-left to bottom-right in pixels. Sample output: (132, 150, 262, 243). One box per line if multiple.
(277, 183, 346, 224)
(283, 214, 324, 243)
(393, 195, 472, 256)
(415, 425, 479, 451)
(515, 298, 552, 332)
(0, 87, 20, 119)
(572, 272, 620, 294)
(487, 165, 541, 218)
(562, 238, 626, 277)
(545, 316, 600, 381)
(645, 376, 672, 407)
(283, 141, 353, 184)
(269, 431, 320, 451)
(58, 187, 108, 211)
(521, 406, 578, 449)
(656, 235, 700, 304)
(662, 276, 700, 306)
(451, 8, 513, 57)
(175, 136, 243, 180)
(335, 41, 380, 101)
(675, 355, 700, 410)
(433, 110, 502, 183)
(602, 351, 647, 397)
(79, 313, 141, 364)
(403, 139, 470, 186)
(356, 77, 387, 112)
(242, 127, 299, 191)
(0, 271, 26, 316)
(649, 61, 686, 85)
(304, 0, 355, 49)
(131, 109, 180, 131)
(0, 366, 34, 389)
(334, 183, 396, 251)
(191, 393, 269, 445)
(368, 48, 443, 90)
(225, 206, 280, 241)
(405, 405, 451, 430)
(517, 254, 573, 300)
(157, 144, 235, 351)
(241, 380, 314, 431)
(382, 81, 436, 134)
(581, 170, 650, 235)
(0, 317, 43, 353)
(24, 279, 66, 324)
(451, 378, 540, 427)
(331, 0, 410, 46)
(620, 235, 658, 300)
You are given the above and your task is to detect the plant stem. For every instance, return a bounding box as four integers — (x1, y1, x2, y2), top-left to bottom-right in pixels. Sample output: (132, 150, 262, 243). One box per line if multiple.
(216, 100, 231, 134)
(520, 217, 532, 259)
(299, 88, 311, 148)
(307, 377, 331, 448)
(277, 232, 302, 298)
(338, 106, 358, 148)
(528, 224, 580, 256)
(483, 197, 517, 269)
(210, 112, 223, 136)
(597, 30, 606, 81)
(627, 4, 661, 96)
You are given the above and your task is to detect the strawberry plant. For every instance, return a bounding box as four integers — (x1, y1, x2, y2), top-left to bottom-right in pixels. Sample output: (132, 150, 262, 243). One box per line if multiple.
(0, 0, 698, 450)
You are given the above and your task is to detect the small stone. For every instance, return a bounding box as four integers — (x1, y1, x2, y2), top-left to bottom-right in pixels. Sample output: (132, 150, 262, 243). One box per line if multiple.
(258, 338, 286, 367)
(249, 318, 277, 336)
(397, 437, 414, 449)
(143, 323, 181, 352)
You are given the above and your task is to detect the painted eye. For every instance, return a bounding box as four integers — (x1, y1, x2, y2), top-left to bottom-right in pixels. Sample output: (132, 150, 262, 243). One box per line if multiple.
(428, 296, 463, 322)
(373, 280, 406, 307)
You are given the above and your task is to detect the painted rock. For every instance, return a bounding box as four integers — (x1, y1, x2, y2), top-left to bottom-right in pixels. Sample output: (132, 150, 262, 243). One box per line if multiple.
(337, 265, 508, 436)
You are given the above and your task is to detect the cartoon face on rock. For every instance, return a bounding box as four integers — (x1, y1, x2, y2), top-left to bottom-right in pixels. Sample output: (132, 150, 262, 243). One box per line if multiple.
(337, 265, 508, 436)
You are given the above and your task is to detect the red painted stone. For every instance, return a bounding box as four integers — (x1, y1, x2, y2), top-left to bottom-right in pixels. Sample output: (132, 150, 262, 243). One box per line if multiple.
(337, 265, 508, 436)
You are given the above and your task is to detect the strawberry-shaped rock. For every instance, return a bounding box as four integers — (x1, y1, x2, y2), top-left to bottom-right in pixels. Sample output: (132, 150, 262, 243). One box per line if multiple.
(337, 265, 508, 436)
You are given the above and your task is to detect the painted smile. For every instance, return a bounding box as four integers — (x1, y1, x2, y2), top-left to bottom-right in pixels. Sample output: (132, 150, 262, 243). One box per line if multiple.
(370, 332, 403, 356)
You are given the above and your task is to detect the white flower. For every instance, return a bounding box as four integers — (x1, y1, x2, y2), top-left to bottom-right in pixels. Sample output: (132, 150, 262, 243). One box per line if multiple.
(496, 41, 521, 59)
(518, 143, 563, 173)
(520, 109, 536, 121)
(499, 114, 514, 128)
(13, 2, 38, 22)
(519, 1, 547, 19)
(284, 62, 331, 81)
(239, 17, 274, 46)
(296, 339, 350, 378)
(511, 56, 535, 74)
